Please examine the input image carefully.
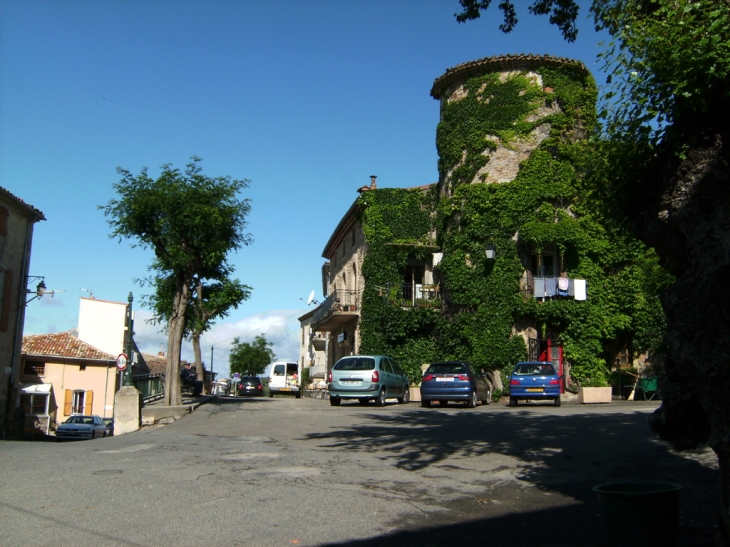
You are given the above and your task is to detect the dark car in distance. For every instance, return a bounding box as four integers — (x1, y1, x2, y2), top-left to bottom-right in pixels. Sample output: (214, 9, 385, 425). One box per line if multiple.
(420, 361, 492, 408)
(237, 376, 264, 397)
(508, 361, 562, 406)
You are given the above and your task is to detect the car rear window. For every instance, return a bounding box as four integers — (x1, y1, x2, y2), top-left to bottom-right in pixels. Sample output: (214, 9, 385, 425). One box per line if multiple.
(428, 363, 467, 375)
(334, 358, 375, 371)
(514, 363, 556, 375)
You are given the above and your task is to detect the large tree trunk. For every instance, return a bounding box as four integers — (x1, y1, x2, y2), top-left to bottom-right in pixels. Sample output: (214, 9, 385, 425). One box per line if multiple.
(164, 278, 190, 406)
(191, 330, 204, 393)
(634, 124, 730, 544)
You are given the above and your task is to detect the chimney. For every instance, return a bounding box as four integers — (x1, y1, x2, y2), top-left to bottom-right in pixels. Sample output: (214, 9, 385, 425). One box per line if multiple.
(370, 175, 377, 189)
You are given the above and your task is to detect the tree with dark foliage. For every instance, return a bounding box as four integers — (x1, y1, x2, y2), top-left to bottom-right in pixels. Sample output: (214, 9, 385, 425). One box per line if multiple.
(456, 1, 730, 542)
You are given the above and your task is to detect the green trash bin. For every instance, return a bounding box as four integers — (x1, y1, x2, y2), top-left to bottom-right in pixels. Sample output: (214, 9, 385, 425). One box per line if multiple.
(593, 481, 683, 547)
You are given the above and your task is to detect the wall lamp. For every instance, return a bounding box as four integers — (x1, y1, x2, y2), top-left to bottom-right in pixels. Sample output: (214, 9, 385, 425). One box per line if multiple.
(485, 244, 496, 261)
(26, 276, 54, 304)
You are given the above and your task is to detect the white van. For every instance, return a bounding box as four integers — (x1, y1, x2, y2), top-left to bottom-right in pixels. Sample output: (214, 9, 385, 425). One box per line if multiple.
(268, 361, 301, 398)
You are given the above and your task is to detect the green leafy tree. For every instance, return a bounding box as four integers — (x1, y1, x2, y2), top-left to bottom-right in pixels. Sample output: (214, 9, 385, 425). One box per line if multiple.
(142, 273, 252, 380)
(455, 1, 730, 540)
(101, 157, 253, 406)
(229, 334, 276, 377)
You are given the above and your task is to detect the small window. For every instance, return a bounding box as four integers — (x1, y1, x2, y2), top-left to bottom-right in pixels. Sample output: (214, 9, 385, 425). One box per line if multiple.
(23, 362, 45, 377)
(79, 364, 87, 371)
(273, 364, 285, 376)
(0, 206, 8, 236)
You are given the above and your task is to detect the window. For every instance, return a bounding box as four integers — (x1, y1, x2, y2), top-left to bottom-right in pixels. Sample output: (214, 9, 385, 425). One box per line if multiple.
(23, 361, 45, 377)
(64, 389, 93, 416)
(30, 394, 47, 415)
(79, 364, 87, 371)
(0, 267, 11, 332)
(273, 364, 285, 376)
(0, 206, 7, 236)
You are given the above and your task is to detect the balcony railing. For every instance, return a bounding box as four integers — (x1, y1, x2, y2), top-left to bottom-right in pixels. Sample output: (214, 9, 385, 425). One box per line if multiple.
(387, 283, 440, 308)
(311, 289, 362, 330)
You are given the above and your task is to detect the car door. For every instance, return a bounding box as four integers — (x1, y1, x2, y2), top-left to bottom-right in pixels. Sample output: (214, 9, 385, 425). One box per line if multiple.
(379, 357, 394, 396)
(469, 364, 486, 399)
(390, 359, 405, 395)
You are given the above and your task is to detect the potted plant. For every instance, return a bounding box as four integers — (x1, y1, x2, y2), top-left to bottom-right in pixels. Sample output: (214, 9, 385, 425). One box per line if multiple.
(578, 376, 612, 404)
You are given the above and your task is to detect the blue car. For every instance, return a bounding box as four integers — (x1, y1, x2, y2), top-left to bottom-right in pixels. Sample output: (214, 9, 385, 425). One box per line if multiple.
(509, 361, 561, 407)
(420, 361, 491, 408)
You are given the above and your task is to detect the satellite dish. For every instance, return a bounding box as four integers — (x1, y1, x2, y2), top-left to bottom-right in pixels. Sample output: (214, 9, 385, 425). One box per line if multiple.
(307, 290, 315, 305)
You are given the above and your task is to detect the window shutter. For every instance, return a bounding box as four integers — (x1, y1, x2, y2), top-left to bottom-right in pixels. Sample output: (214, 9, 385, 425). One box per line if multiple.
(64, 389, 72, 416)
(84, 391, 94, 414)
(0, 269, 12, 331)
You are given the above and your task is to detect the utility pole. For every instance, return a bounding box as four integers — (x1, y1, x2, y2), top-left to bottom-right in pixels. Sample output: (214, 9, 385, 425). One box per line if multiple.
(123, 292, 134, 386)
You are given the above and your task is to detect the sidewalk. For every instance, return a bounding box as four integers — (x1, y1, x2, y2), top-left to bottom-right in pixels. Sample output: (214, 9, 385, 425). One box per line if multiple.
(140, 394, 218, 425)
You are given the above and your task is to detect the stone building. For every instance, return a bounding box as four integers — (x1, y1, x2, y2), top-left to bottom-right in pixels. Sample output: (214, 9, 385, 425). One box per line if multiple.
(0, 186, 45, 437)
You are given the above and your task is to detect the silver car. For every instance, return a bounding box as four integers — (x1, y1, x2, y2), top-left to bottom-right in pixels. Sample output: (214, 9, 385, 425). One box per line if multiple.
(55, 415, 107, 441)
(328, 355, 410, 407)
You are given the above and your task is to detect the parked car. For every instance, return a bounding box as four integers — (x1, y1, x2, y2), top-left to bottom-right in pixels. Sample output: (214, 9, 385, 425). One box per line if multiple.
(56, 415, 107, 441)
(237, 376, 264, 396)
(328, 355, 410, 407)
(420, 361, 491, 408)
(268, 361, 301, 398)
(103, 417, 114, 437)
(508, 361, 561, 407)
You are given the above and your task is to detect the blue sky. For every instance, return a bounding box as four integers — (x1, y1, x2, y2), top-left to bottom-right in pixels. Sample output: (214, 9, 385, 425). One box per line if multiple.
(2, 0, 607, 377)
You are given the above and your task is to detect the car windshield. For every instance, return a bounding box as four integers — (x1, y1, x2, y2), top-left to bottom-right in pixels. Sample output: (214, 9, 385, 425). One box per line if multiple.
(514, 363, 556, 376)
(242, 377, 259, 383)
(65, 416, 93, 424)
(428, 363, 467, 374)
(333, 358, 375, 371)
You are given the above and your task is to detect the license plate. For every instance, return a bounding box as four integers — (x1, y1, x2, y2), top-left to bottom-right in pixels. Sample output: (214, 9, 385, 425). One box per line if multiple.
(341, 381, 360, 385)
(526, 388, 544, 392)
(436, 377, 454, 382)
(280, 388, 291, 391)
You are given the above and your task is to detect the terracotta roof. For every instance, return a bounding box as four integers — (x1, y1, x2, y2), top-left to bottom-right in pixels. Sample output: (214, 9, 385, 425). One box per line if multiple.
(0, 186, 46, 221)
(431, 53, 590, 99)
(142, 353, 167, 375)
(21, 332, 115, 361)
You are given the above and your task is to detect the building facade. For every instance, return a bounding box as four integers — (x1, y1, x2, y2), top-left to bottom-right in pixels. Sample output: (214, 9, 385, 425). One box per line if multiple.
(0, 186, 45, 437)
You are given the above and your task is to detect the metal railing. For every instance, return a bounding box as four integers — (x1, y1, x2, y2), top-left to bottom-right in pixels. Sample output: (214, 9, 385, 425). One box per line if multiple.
(311, 289, 362, 326)
(392, 283, 440, 308)
(132, 373, 165, 405)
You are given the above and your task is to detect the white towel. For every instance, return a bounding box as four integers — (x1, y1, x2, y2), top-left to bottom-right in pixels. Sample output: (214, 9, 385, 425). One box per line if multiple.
(574, 279, 587, 301)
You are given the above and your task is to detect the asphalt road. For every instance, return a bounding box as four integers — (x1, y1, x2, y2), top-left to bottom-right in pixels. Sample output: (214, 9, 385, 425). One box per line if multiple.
(0, 396, 720, 546)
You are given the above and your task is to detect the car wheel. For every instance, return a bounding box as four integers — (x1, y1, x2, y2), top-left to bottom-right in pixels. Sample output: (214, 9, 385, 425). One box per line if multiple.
(398, 386, 410, 404)
(91, 431, 96, 440)
(466, 390, 477, 408)
(358, 398, 370, 405)
(438, 400, 449, 407)
(421, 399, 431, 408)
(329, 396, 341, 406)
(295, 392, 301, 399)
(269, 391, 274, 398)
(509, 397, 518, 407)
(554, 396, 561, 407)
(374, 388, 386, 407)
(482, 389, 492, 405)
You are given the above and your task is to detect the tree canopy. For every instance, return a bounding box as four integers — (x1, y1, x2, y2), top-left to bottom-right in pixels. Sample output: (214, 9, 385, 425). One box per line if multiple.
(101, 157, 253, 405)
(229, 334, 276, 377)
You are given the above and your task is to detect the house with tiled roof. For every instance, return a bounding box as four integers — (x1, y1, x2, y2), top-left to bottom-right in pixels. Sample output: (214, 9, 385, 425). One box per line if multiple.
(20, 332, 117, 435)
(0, 186, 45, 437)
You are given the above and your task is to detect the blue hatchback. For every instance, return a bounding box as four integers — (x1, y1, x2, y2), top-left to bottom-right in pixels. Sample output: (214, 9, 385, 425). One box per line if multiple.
(509, 361, 561, 406)
(420, 361, 491, 408)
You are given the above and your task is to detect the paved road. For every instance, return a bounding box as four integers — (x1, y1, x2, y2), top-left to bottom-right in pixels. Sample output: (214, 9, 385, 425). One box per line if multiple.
(0, 396, 719, 546)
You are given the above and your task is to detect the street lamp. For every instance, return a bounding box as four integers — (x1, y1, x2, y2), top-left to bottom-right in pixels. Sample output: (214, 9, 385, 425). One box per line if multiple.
(485, 243, 496, 261)
(25, 276, 47, 304)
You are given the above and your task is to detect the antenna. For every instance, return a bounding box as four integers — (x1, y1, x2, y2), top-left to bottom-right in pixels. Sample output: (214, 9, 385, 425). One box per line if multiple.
(302, 290, 320, 306)
(81, 288, 94, 298)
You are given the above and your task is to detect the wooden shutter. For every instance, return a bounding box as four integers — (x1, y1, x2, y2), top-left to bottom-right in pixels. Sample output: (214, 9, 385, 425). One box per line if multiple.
(0, 269, 12, 332)
(64, 389, 72, 416)
(84, 391, 94, 414)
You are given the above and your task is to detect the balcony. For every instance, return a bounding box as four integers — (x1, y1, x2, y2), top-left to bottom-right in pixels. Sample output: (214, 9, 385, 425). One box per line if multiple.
(386, 283, 441, 309)
(310, 332, 327, 350)
(311, 289, 361, 332)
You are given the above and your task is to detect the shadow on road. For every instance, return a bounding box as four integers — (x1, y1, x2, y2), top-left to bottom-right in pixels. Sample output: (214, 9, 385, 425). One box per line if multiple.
(306, 407, 718, 546)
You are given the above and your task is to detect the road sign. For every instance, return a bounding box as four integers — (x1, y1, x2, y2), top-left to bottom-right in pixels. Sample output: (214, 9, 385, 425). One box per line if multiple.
(117, 353, 128, 371)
